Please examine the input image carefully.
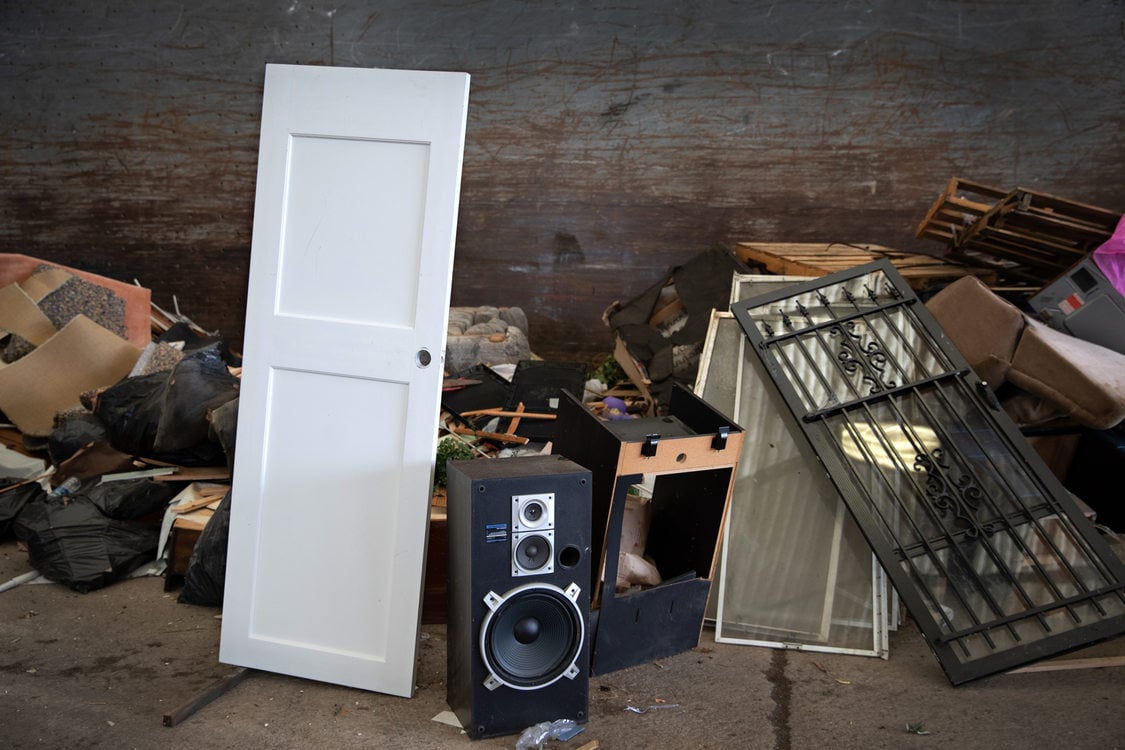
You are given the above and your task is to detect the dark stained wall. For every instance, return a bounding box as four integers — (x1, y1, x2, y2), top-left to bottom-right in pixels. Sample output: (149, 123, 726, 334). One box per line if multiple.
(2, 1, 1122, 362)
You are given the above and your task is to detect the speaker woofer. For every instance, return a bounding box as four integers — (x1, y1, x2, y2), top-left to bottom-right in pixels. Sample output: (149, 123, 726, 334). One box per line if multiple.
(480, 583, 584, 691)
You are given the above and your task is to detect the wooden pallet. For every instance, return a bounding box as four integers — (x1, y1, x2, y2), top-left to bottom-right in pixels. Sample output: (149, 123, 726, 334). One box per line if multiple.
(915, 177, 1008, 245)
(733, 242, 995, 289)
(950, 188, 1120, 284)
(917, 177, 1121, 286)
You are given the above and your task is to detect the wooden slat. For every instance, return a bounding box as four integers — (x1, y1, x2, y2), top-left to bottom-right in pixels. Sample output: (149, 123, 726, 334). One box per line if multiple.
(734, 242, 995, 289)
(1008, 655, 1125, 674)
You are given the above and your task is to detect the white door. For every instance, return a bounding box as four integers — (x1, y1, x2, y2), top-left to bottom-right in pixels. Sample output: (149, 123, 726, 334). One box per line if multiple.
(220, 64, 469, 697)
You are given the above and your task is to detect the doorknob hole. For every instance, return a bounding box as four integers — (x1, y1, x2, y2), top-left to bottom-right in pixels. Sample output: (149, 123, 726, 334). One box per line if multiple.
(416, 349, 432, 368)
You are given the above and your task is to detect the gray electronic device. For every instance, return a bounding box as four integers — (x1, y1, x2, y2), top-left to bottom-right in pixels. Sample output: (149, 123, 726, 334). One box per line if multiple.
(1028, 255, 1125, 355)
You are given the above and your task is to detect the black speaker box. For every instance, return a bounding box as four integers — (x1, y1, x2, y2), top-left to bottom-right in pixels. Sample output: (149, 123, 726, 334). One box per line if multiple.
(446, 455, 592, 740)
(553, 384, 744, 675)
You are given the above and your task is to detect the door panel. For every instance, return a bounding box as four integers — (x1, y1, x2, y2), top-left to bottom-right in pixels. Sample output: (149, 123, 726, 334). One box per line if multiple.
(220, 64, 469, 697)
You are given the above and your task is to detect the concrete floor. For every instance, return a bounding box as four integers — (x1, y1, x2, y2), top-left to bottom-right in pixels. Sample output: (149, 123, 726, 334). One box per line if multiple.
(2, 538, 1123, 750)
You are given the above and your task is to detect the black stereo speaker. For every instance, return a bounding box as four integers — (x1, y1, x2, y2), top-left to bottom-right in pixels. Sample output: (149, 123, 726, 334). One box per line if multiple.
(446, 455, 592, 740)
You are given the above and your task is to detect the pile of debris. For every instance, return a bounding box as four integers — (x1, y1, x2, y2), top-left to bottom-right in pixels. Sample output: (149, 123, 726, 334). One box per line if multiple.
(602, 177, 1125, 684)
(0, 254, 239, 602)
(2, 174, 1123, 710)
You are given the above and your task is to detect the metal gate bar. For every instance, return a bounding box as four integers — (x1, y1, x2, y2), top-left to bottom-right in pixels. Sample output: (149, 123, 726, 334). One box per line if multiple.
(732, 260, 1125, 683)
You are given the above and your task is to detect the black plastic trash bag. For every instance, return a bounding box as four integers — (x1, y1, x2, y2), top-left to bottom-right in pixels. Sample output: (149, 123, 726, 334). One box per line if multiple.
(47, 412, 109, 466)
(208, 397, 238, 474)
(13, 495, 159, 593)
(94, 371, 167, 457)
(158, 322, 241, 367)
(153, 346, 239, 454)
(84, 479, 179, 522)
(94, 346, 235, 466)
(178, 489, 231, 607)
(0, 480, 45, 539)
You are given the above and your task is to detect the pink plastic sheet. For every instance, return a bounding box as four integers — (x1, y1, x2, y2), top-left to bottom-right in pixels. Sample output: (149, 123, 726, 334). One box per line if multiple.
(1093, 215, 1125, 296)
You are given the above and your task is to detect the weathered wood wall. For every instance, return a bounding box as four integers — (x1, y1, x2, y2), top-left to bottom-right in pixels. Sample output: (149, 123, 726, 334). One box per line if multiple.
(2, 1, 1122, 363)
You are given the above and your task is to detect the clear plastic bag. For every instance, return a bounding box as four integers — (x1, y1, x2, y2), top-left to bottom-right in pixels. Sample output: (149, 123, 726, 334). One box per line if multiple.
(514, 719, 579, 750)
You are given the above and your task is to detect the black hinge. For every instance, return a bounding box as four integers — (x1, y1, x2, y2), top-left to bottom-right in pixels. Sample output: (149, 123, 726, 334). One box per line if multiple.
(712, 425, 730, 451)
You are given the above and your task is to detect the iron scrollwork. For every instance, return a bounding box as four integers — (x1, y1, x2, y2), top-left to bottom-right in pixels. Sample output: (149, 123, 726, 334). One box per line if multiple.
(828, 320, 897, 395)
(913, 448, 996, 538)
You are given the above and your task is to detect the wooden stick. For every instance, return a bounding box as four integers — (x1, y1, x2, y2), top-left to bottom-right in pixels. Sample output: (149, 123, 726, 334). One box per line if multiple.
(153, 467, 232, 482)
(451, 426, 529, 445)
(459, 408, 556, 420)
(171, 494, 227, 515)
(0, 472, 50, 495)
(507, 402, 526, 435)
(162, 668, 252, 727)
(1007, 656, 1125, 674)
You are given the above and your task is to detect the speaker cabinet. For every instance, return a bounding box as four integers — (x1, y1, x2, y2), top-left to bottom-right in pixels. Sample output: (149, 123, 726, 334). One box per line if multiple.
(446, 455, 592, 739)
(554, 383, 744, 675)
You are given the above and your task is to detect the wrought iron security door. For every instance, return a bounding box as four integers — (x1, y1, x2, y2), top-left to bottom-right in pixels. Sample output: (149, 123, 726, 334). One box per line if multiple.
(731, 260, 1125, 684)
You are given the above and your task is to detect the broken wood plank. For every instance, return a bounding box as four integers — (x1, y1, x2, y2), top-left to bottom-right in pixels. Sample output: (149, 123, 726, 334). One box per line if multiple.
(451, 425, 530, 445)
(459, 408, 556, 420)
(915, 177, 1008, 243)
(1007, 655, 1125, 674)
(171, 493, 227, 515)
(152, 467, 232, 482)
(171, 510, 215, 532)
(506, 401, 526, 435)
(733, 242, 995, 288)
(162, 667, 252, 727)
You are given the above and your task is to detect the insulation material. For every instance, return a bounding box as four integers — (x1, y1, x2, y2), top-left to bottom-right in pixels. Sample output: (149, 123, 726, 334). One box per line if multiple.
(0, 315, 141, 436)
(37, 275, 127, 339)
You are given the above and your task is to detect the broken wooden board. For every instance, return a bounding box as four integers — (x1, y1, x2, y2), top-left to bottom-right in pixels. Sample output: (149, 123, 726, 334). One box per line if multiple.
(733, 242, 995, 289)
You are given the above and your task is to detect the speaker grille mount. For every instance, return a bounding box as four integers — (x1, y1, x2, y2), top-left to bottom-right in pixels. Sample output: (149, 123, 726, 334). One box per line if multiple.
(480, 582, 584, 691)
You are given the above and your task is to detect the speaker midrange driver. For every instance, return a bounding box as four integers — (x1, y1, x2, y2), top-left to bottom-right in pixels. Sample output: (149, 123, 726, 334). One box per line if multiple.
(479, 582, 585, 691)
(512, 530, 554, 576)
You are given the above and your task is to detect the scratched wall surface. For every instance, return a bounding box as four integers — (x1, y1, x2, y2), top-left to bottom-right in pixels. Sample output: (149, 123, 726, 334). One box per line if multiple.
(1, 1, 1122, 361)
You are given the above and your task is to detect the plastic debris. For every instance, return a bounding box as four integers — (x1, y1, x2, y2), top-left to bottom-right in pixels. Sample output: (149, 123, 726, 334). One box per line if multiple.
(515, 719, 581, 750)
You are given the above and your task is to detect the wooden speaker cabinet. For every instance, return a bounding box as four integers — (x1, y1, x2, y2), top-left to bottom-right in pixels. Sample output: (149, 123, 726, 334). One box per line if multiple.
(554, 384, 743, 675)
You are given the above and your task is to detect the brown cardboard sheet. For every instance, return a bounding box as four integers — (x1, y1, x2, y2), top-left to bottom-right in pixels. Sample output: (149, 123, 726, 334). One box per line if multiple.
(0, 315, 141, 436)
(0, 254, 151, 348)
